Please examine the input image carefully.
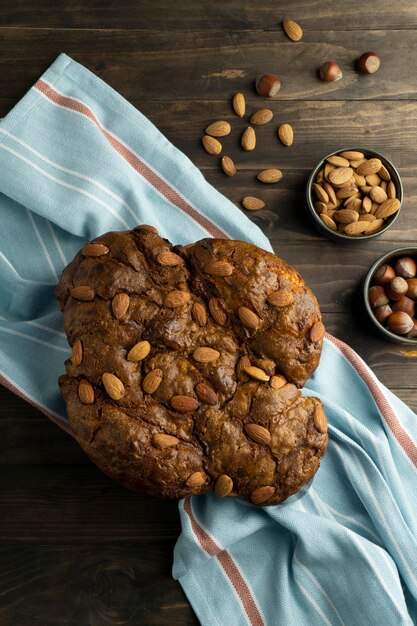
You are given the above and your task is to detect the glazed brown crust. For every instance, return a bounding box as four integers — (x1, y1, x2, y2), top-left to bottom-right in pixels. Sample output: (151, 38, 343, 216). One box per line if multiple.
(56, 227, 328, 505)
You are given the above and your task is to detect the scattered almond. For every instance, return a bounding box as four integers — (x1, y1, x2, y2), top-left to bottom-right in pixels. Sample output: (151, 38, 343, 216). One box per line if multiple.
(205, 120, 231, 137)
(241, 196, 265, 211)
(278, 123, 294, 147)
(257, 168, 283, 184)
(241, 126, 256, 151)
(250, 109, 273, 125)
(202, 135, 222, 155)
(282, 18, 303, 41)
(221, 156, 236, 177)
(232, 92, 245, 117)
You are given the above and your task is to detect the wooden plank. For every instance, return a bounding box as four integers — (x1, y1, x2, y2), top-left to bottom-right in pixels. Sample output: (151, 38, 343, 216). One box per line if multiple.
(2, 0, 417, 31)
(0, 29, 416, 102)
(0, 542, 198, 625)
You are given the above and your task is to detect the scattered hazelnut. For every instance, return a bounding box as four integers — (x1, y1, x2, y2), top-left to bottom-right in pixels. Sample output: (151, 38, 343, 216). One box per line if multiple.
(387, 311, 414, 335)
(357, 52, 381, 75)
(373, 264, 395, 286)
(392, 296, 416, 318)
(386, 276, 408, 301)
(368, 285, 389, 308)
(406, 319, 417, 339)
(406, 278, 417, 300)
(255, 74, 281, 97)
(319, 62, 343, 82)
(394, 256, 417, 280)
(373, 304, 392, 324)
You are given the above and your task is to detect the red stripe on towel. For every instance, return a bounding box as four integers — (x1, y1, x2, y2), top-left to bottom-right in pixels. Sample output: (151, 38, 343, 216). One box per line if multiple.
(183, 496, 265, 626)
(34, 79, 227, 239)
(326, 333, 417, 467)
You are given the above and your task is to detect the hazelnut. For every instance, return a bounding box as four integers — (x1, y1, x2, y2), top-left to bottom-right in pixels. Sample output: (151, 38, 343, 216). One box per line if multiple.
(406, 278, 417, 300)
(392, 296, 416, 318)
(373, 304, 392, 324)
(368, 285, 389, 308)
(387, 311, 414, 335)
(319, 62, 343, 82)
(406, 319, 417, 339)
(373, 264, 395, 286)
(357, 52, 381, 75)
(394, 256, 417, 280)
(255, 74, 281, 97)
(386, 276, 408, 301)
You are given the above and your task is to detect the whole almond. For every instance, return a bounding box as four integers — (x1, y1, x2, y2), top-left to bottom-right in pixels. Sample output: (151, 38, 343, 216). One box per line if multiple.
(324, 163, 335, 180)
(314, 405, 328, 434)
(242, 196, 265, 211)
(356, 158, 382, 177)
(378, 164, 391, 182)
(350, 158, 367, 169)
(195, 382, 218, 405)
(257, 169, 283, 184)
(192, 302, 207, 326)
(156, 250, 184, 266)
(333, 209, 359, 224)
(205, 120, 231, 137)
(164, 290, 191, 308)
(362, 196, 372, 213)
(365, 218, 385, 233)
(310, 321, 325, 343)
(186, 471, 208, 488)
(102, 372, 125, 401)
(344, 197, 362, 211)
(282, 18, 303, 41)
(361, 186, 372, 195)
(369, 186, 388, 204)
(366, 173, 381, 187)
(251, 485, 276, 505)
(202, 135, 222, 155)
(353, 173, 366, 187)
(193, 347, 220, 362)
(70, 285, 95, 301)
(209, 298, 227, 325)
(270, 374, 287, 389)
(327, 155, 350, 167)
(215, 474, 233, 498)
(171, 395, 199, 412)
(267, 290, 293, 307)
(241, 127, 256, 151)
(243, 365, 270, 382)
(387, 181, 396, 199)
(221, 156, 236, 177)
(250, 109, 273, 125)
(232, 92, 245, 117)
(323, 181, 337, 205)
(245, 423, 271, 445)
(374, 198, 401, 219)
(112, 293, 130, 319)
(361, 213, 377, 222)
(78, 379, 94, 405)
(238, 306, 261, 330)
(328, 167, 353, 186)
(313, 183, 329, 203)
(335, 185, 358, 199)
(236, 355, 251, 381)
(153, 433, 179, 449)
(82, 242, 109, 257)
(380, 180, 387, 192)
(339, 151, 364, 160)
(142, 368, 163, 394)
(320, 213, 337, 231)
(344, 221, 371, 236)
(278, 123, 294, 147)
(72, 339, 83, 366)
(127, 340, 151, 362)
(204, 260, 234, 276)
(314, 201, 328, 214)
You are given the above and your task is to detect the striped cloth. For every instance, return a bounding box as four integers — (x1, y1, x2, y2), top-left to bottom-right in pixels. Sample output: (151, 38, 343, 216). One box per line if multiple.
(0, 54, 416, 626)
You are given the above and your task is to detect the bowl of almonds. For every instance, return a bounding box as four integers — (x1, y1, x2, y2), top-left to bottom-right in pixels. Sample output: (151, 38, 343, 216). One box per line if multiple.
(306, 148, 403, 240)
(363, 247, 417, 344)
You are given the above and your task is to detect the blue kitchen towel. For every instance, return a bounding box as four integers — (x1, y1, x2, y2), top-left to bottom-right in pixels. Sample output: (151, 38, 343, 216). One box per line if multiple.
(0, 54, 416, 626)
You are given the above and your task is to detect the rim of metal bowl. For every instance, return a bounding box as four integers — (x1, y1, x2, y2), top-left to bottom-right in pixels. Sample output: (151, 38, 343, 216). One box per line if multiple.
(363, 247, 417, 345)
(306, 147, 403, 241)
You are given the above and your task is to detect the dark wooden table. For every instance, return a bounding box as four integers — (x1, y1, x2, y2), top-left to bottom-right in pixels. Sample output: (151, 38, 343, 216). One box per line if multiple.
(1, 2, 417, 624)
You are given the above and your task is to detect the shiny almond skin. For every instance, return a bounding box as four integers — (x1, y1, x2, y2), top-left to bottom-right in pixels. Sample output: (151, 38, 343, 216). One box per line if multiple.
(82, 243, 110, 257)
(257, 168, 283, 183)
(127, 340, 151, 362)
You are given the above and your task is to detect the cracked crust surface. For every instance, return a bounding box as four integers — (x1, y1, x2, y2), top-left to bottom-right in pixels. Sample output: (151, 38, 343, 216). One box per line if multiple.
(56, 227, 328, 506)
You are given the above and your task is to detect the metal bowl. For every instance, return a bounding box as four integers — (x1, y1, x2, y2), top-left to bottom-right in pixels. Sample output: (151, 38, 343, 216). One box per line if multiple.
(306, 147, 403, 242)
(363, 247, 417, 344)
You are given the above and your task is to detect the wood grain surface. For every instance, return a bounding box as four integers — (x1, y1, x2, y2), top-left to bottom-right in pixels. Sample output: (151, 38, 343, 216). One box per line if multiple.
(1, 2, 416, 625)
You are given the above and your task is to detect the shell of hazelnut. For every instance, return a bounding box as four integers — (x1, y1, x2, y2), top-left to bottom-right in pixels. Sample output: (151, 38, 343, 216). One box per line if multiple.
(255, 74, 281, 97)
(373, 264, 395, 286)
(368, 285, 389, 308)
(357, 52, 381, 75)
(319, 62, 343, 82)
(373, 304, 392, 324)
(406, 278, 417, 300)
(392, 296, 416, 318)
(386, 276, 408, 301)
(394, 256, 417, 280)
(387, 311, 414, 335)
(406, 319, 417, 339)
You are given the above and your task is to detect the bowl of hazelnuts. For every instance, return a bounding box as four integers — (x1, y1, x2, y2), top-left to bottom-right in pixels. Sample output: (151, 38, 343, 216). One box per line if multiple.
(306, 147, 403, 241)
(364, 248, 417, 343)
